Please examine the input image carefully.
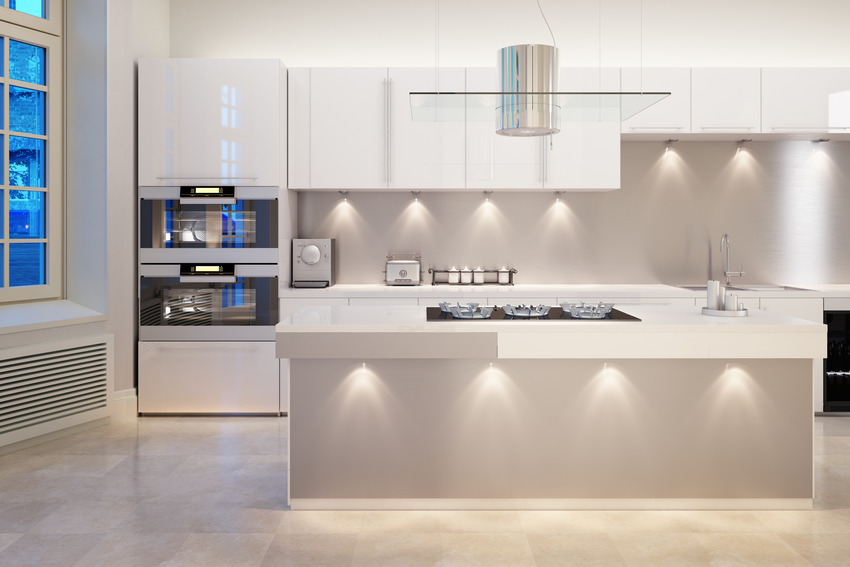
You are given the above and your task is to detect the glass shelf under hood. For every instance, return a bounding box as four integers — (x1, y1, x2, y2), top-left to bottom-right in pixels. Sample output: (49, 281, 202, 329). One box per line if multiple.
(409, 92, 670, 123)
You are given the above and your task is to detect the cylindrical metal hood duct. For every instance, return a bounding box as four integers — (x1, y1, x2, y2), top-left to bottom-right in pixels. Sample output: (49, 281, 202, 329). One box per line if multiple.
(496, 44, 560, 136)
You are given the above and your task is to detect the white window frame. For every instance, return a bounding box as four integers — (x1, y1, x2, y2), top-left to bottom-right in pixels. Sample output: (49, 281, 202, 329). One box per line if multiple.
(2, 1, 61, 37)
(0, 0, 62, 303)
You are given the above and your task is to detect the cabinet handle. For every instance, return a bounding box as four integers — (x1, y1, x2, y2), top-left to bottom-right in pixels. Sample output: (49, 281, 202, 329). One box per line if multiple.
(388, 78, 392, 184)
(698, 126, 755, 131)
(383, 78, 389, 184)
(770, 126, 850, 130)
(627, 126, 685, 131)
(155, 176, 258, 180)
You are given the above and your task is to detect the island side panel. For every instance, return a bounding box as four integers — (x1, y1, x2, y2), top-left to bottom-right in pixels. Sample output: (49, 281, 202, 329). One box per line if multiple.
(289, 358, 812, 503)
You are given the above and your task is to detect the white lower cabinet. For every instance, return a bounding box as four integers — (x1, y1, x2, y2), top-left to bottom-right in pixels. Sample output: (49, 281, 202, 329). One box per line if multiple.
(419, 297, 488, 308)
(571, 297, 695, 307)
(138, 341, 280, 414)
(279, 297, 348, 318)
(348, 297, 419, 306)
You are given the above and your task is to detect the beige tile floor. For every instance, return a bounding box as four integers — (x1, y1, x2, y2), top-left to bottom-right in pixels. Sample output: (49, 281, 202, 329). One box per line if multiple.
(0, 415, 848, 566)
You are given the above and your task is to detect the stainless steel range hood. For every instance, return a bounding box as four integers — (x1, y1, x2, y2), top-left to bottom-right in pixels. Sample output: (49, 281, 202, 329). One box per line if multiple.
(410, 44, 670, 133)
(496, 44, 560, 136)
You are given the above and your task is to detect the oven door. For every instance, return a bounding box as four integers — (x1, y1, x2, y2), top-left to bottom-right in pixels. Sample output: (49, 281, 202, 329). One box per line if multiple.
(139, 186, 278, 263)
(139, 263, 278, 340)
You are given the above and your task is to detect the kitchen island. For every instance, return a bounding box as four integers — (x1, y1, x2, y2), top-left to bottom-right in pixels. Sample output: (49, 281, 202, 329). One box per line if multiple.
(276, 304, 826, 510)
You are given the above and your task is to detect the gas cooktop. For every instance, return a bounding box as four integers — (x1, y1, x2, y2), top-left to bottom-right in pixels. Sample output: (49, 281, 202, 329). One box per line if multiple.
(426, 307, 641, 322)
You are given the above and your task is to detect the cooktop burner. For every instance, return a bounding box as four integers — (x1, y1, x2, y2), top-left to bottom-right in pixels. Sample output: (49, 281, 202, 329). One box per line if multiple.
(426, 307, 641, 322)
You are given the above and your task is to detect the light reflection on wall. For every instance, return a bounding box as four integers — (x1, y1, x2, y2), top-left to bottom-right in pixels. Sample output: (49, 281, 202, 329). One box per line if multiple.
(538, 193, 580, 240)
(323, 362, 401, 456)
(447, 363, 529, 486)
(386, 194, 438, 244)
(567, 362, 651, 480)
(691, 364, 769, 462)
(777, 142, 832, 283)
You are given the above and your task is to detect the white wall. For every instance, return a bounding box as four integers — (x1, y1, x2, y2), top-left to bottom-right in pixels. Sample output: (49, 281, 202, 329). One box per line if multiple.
(104, 0, 170, 391)
(168, 0, 850, 67)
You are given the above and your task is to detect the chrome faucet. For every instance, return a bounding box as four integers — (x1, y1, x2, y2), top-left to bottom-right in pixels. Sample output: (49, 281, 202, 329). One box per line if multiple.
(720, 233, 745, 286)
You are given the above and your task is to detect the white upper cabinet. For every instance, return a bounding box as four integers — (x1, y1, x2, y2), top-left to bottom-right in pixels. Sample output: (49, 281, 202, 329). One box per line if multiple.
(620, 68, 691, 135)
(309, 68, 388, 189)
(290, 68, 465, 190)
(287, 68, 311, 189)
(691, 68, 761, 134)
(388, 68, 466, 189)
(138, 58, 282, 187)
(762, 68, 850, 133)
(544, 68, 621, 190)
(544, 122, 621, 190)
(465, 67, 542, 189)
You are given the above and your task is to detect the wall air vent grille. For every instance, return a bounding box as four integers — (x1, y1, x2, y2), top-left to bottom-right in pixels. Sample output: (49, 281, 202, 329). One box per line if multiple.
(0, 336, 113, 446)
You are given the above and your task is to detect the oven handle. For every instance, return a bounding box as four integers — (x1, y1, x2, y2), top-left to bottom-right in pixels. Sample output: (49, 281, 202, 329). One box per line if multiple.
(178, 276, 237, 283)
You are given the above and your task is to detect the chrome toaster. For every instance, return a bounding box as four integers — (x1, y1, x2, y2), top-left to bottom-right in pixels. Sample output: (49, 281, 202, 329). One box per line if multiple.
(386, 259, 421, 286)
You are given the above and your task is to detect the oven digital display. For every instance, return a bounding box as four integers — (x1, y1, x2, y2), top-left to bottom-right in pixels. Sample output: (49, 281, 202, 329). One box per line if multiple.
(180, 263, 235, 276)
(179, 186, 236, 198)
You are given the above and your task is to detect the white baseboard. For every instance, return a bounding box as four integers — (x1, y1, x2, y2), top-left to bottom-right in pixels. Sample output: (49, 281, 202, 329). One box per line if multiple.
(112, 388, 138, 421)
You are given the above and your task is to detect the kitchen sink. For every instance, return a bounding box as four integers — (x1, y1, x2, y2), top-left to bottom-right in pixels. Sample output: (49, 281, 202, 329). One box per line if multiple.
(675, 284, 812, 292)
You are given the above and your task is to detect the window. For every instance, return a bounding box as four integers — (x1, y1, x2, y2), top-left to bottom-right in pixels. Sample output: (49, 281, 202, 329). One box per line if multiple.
(5, 1, 45, 19)
(0, 1, 60, 303)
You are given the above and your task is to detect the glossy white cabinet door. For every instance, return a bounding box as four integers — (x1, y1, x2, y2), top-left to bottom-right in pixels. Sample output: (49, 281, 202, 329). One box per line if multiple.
(138, 341, 279, 414)
(691, 68, 761, 134)
(621, 68, 691, 136)
(309, 68, 388, 189)
(762, 68, 850, 133)
(138, 59, 282, 187)
(388, 68, 466, 189)
(288, 68, 311, 189)
(465, 68, 542, 189)
(544, 122, 621, 190)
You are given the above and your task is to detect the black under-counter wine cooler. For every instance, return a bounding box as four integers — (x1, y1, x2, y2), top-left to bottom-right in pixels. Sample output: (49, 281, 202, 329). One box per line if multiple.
(824, 307, 850, 412)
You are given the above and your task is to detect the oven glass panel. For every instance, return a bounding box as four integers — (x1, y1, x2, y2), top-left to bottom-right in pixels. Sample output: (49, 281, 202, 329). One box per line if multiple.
(140, 276, 278, 327)
(140, 199, 277, 249)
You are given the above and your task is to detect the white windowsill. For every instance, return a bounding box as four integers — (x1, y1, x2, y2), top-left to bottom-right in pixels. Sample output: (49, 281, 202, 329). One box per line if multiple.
(0, 300, 106, 335)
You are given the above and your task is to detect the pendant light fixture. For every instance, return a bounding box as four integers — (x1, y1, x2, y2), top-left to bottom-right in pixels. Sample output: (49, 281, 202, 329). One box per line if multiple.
(410, 0, 669, 135)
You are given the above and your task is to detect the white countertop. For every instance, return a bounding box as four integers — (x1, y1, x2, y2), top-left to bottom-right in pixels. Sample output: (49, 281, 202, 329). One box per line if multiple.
(280, 283, 697, 299)
(276, 304, 825, 360)
(280, 283, 850, 299)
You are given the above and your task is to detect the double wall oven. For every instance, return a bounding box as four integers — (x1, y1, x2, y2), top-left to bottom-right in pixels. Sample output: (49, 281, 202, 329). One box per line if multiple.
(138, 186, 282, 414)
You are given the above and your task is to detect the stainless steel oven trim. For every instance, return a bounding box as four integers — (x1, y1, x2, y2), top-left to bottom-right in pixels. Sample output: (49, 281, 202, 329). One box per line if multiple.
(139, 326, 276, 342)
(140, 249, 279, 265)
(140, 264, 279, 278)
(140, 186, 279, 200)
